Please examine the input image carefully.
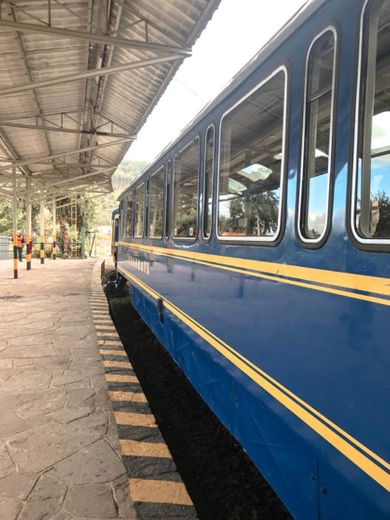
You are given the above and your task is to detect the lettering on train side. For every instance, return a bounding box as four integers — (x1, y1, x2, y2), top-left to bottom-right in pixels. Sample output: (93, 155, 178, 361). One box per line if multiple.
(129, 255, 150, 275)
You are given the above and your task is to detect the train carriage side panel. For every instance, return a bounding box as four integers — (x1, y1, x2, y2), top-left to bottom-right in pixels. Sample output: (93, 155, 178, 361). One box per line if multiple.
(117, 0, 390, 517)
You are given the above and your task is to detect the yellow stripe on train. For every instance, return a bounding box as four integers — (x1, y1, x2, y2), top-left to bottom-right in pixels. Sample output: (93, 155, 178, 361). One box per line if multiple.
(118, 266, 390, 492)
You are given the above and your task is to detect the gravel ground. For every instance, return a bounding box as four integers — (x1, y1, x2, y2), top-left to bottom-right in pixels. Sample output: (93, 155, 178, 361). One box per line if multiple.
(105, 272, 292, 520)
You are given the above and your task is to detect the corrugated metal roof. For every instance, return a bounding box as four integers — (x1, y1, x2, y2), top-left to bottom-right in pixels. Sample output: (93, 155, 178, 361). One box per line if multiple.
(0, 0, 221, 203)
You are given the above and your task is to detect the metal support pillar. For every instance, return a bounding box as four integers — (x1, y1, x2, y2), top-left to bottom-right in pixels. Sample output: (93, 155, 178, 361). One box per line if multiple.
(26, 176, 32, 270)
(40, 201, 45, 264)
(52, 199, 57, 260)
(12, 167, 18, 279)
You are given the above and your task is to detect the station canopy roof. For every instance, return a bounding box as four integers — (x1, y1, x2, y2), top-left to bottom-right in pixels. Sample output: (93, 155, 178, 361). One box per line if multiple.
(0, 0, 221, 204)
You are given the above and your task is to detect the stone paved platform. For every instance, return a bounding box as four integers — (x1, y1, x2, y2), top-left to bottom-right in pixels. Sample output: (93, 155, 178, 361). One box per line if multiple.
(0, 258, 136, 520)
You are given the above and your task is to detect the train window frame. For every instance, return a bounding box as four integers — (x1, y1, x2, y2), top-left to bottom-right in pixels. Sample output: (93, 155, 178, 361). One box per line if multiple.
(172, 137, 200, 242)
(202, 124, 215, 241)
(216, 66, 288, 244)
(164, 160, 172, 239)
(119, 200, 126, 239)
(297, 26, 338, 247)
(134, 183, 145, 239)
(351, 0, 390, 247)
(125, 192, 134, 238)
(148, 166, 165, 239)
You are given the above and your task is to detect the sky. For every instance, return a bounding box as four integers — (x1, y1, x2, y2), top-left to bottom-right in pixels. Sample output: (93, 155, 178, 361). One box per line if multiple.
(125, 0, 307, 163)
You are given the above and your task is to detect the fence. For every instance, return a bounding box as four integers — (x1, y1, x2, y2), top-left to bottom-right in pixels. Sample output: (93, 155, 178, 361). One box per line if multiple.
(0, 236, 11, 260)
(0, 240, 90, 260)
(0, 231, 98, 261)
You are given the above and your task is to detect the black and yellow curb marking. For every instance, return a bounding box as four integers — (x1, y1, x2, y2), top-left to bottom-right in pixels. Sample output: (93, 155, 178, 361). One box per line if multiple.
(97, 332, 121, 338)
(99, 341, 123, 348)
(99, 349, 128, 357)
(121, 439, 171, 458)
(119, 241, 390, 307)
(103, 360, 133, 370)
(91, 264, 195, 515)
(96, 325, 117, 331)
(129, 479, 193, 506)
(109, 391, 148, 403)
(115, 411, 157, 428)
(106, 374, 139, 384)
(118, 267, 390, 492)
(95, 324, 114, 328)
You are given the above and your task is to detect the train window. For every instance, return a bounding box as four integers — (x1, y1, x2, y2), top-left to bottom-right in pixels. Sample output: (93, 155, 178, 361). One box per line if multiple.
(148, 167, 165, 238)
(203, 126, 215, 239)
(299, 29, 336, 243)
(218, 69, 287, 241)
(165, 161, 172, 238)
(354, 0, 390, 242)
(134, 184, 145, 238)
(173, 138, 200, 239)
(125, 193, 133, 237)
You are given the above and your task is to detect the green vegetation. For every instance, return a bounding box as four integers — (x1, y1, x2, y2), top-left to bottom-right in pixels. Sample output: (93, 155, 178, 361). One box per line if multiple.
(0, 160, 147, 238)
(112, 159, 147, 193)
(92, 159, 147, 227)
(0, 200, 40, 236)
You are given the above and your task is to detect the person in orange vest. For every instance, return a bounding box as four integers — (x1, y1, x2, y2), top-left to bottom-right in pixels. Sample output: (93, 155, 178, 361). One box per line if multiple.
(15, 231, 25, 262)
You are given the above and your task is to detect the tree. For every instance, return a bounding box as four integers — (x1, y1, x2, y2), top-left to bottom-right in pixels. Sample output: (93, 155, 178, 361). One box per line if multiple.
(226, 198, 245, 232)
(250, 191, 279, 236)
(0, 199, 39, 236)
(374, 190, 390, 238)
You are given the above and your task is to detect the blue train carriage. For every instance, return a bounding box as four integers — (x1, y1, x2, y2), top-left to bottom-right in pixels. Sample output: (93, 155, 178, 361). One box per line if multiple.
(116, 0, 390, 517)
(111, 208, 120, 266)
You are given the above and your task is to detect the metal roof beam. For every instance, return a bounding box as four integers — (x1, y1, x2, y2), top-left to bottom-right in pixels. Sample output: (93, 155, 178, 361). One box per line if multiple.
(43, 168, 112, 189)
(25, 167, 114, 200)
(0, 19, 192, 56)
(0, 54, 185, 97)
(7, 2, 55, 160)
(0, 129, 33, 177)
(116, 1, 185, 46)
(0, 109, 90, 122)
(0, 138, 131, 172)
(0, 121, 134, 139)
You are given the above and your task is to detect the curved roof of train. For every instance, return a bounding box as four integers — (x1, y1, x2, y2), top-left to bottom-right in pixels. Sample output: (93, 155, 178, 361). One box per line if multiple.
(118, 0, 328, 200)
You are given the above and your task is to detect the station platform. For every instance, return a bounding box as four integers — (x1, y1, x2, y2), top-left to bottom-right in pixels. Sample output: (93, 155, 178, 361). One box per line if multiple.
(0, 258, 195, 519)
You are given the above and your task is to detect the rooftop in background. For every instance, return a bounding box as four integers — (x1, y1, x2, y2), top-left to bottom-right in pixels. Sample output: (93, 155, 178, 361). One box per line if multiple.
(0, 0, 222, 204)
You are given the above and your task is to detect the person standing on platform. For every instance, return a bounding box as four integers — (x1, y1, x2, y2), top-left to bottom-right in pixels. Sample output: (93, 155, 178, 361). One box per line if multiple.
(15, 231, 24, 262)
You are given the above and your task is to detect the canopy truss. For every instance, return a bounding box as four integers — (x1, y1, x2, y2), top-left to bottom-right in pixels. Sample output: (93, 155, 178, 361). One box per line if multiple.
(0, 0, 221, 204)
